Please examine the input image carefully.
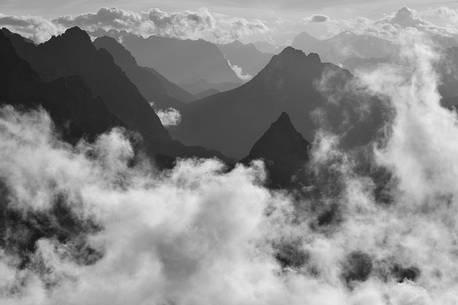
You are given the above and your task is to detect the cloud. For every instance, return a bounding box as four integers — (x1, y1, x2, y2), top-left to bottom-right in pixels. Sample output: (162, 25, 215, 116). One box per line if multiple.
(4, 30, 458, 303)
(5, 12, 458, 305)
(227, 59, 253, 81)
(155, 108, 182, 127)
(0, 7, 269, 44)
(53, 7, 270, 43)
(0, 13, 62, 42)
(307, 14, 329, 23)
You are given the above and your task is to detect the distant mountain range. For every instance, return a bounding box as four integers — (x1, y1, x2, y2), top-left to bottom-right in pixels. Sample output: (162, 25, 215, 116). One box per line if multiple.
(93, 36, 194, 108)
(0, 27, 228, 163)
(217, 40, 273, 79)
(173, 47, 387, 158)
(122, 34, 242, 95)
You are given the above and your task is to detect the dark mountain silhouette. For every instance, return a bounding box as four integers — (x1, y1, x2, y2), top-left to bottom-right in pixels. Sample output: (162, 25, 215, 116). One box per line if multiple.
(218, 40, 273, 78)
(122, 34, 241, 88)
(292, 31, 397, 65)
(173, 47, 386, 158)
(93, 36, 194, 107)
(3, 27, 170, 144)
(1, 27, 230, 163)
(0, 30, 122, 142)
(242, 112, 311, 189)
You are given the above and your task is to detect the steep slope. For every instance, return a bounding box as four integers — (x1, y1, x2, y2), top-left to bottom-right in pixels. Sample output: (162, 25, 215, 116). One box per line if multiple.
(122, 34, 241, 87)
(218, 40, 273, 78)
(2, 27, 229, 162)
(0, 30, 122, 142)
(3, 27, 170, 145)
(93, 36, 194, 106)
(242, 112, 311, 188)
(173, 47, 386, 158)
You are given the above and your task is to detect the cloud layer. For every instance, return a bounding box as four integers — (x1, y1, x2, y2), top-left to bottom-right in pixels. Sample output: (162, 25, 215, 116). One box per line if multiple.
(2, 29, 458, 304)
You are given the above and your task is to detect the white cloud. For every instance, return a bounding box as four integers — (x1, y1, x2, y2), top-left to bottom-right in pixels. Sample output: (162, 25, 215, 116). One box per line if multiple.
(0, 13, 62, 42)
(227, 59, 253, 81)
(156, 107, 182, 127)
(53, 7, 270, 43)
(5, 12, 458, 305)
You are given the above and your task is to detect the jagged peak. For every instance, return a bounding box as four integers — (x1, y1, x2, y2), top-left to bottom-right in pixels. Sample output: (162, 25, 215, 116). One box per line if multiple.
(246, 111, 311, 162)
(274, 112, 293, 127)
(279, 46, 305, 57)
(54, 26, 91, 44)
(277, 47, 322, 62)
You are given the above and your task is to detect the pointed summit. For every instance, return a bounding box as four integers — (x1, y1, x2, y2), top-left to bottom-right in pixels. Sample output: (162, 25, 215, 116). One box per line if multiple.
(242, 112, 311, 189)
(62, 26, 91, 42)
(246, 112, 311, 162)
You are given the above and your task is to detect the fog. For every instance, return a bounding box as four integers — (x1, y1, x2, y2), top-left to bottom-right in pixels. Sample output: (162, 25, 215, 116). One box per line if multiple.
(1, 29, 458, 305)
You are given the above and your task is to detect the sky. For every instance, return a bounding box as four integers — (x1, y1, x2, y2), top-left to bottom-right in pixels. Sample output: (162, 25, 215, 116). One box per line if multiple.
(2, 0, 458, 45)
(1, 0, 458, 19)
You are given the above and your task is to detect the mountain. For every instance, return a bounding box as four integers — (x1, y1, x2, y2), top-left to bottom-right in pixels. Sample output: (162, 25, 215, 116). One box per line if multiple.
(2, 27, 229, 163)
(292, 31, 397, 65)
(173, 47, 386, 158)
(0, 29, 122, 142)
(93, 36, 193, 108)
(179, 79, 241, 97)
(242, 112, 311, 189)
(3, 27, 170, 144)
(253, 41, 283, 54)
(122, 34, 242, 89)
(218, 40, 273, 79)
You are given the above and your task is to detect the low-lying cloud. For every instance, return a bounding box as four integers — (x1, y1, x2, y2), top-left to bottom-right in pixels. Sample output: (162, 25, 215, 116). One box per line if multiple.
(156, 107, 182, 127)
(2, 28, 458, 304)
(227, 59, 253, 81)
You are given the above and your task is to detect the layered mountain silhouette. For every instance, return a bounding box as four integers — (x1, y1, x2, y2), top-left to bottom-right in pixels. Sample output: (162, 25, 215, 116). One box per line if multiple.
(122, 34, 242, 93)
(218, 40, 273, 79)
(242, 112, 311, 189)
(0, 27, 229, 163)
(93, 36, 194, 108)
(173, 47, 386, 158)
(0, 30, 122, 142)
(3, 27, 170, 143)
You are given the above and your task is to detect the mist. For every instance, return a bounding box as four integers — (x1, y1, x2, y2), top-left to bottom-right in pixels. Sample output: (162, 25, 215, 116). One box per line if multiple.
(1, 29, 458, 305)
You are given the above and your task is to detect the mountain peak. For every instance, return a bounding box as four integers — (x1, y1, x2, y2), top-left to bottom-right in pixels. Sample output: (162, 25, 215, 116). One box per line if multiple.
(94, 36, 138, 68)
(277, 111, 291, 124)
(247, 112, 311, 160)
(243, 112, 311, 188)
(277, 47, 321, 64)
(61, 26, 91, 43)
(279, 46, 305, 57)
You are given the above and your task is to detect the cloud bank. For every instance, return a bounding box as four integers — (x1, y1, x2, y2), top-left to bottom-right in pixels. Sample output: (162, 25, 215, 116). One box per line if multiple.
(2, 28, 458, 304)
